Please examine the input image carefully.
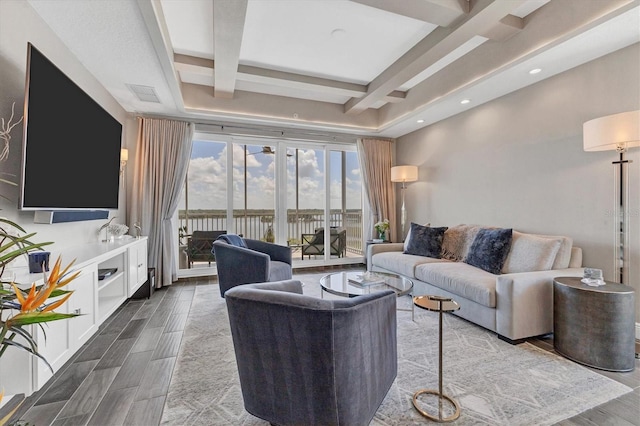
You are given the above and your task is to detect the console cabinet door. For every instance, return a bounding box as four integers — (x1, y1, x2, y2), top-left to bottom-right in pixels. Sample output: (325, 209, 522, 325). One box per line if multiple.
(68, 264, 98, 349)
(33, 291, 71, 391)
(128, 239, 148, 297)
(34, 263, 99, 390)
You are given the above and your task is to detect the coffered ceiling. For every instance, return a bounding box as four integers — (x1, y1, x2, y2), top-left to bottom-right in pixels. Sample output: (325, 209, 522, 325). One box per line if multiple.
(27, 0, 640, 138)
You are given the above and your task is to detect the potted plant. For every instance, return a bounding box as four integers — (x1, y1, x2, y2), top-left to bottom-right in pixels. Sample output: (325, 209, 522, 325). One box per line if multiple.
(374, 219, 390, 241)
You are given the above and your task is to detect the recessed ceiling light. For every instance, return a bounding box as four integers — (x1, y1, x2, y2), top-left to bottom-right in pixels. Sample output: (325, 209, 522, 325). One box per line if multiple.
(529, 68, 542, 75)
(460, 99, 471, 104)
(417, 119, 424, 123)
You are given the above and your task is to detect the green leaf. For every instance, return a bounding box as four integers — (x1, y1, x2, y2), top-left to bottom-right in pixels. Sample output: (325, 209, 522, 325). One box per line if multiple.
(1, 339, 53, 372)
(8, 312, 79, 327)
(5, 327, 38, 353)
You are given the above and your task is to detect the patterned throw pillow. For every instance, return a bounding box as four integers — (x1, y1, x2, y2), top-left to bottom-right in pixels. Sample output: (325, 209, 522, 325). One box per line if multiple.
(403, 223, 448, 258)
(464, 228, 513, 274)
(441, 224, 482, 261)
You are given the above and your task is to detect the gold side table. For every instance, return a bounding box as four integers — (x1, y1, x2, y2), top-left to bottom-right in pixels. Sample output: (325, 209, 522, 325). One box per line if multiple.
(412, 295, 461, 423)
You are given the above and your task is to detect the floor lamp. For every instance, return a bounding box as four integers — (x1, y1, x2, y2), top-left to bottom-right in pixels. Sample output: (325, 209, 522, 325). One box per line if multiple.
(391, 165, 418, 240)
(583, 110, 640, 284)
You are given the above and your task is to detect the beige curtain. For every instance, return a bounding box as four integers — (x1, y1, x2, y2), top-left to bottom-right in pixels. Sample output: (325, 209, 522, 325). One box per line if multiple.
(128, 117, 194, 287)
(356, 138, 397, 242)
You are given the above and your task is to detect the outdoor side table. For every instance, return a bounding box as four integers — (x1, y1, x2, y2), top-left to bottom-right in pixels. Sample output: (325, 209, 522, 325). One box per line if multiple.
(553, 276, 635, 372)
(412, 295, 461, 423)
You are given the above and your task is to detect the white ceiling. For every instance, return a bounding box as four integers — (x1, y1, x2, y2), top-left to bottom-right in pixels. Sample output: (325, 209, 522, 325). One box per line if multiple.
(27, 0, 640, 139)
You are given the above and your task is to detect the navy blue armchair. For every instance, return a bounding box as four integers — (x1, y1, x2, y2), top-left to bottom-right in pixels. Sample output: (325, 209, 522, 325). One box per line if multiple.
(212, 236, 292, 297)
(224, 280, 398, 426)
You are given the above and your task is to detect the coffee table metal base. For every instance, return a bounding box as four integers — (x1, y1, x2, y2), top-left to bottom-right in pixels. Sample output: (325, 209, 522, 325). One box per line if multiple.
(412, 389, 461, 422)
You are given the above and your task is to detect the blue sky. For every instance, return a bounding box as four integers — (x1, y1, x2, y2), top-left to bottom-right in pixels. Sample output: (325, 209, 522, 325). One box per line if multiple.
(180, 139, 362, 211)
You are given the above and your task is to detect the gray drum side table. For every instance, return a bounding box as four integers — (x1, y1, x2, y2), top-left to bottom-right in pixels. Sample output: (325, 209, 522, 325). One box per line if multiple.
(553, 276, 635, 372)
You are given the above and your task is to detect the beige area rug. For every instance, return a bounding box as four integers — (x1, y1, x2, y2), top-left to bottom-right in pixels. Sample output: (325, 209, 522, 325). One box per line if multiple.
(161, 272, 632, 425)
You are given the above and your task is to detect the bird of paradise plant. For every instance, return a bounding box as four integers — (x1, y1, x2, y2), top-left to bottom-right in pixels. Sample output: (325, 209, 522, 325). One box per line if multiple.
(1, 256, 81, 367)
(0, 217, 81, 422)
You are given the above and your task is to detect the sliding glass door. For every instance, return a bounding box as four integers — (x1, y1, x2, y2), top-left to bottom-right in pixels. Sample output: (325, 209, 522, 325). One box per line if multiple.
(176, 133, 364, 275)
(232, 142, 276, 241)
(285, 146, 326, 260)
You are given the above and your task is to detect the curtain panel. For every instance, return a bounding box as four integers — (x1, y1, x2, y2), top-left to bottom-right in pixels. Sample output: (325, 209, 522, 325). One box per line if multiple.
(128, 117, 194, 287)
(356, 138, 397, 242)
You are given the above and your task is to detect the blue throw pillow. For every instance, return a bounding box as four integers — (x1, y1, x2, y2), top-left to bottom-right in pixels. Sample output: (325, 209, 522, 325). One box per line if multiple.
(404, 223, 448, 258)
(464, 228, 513, 274)
(216, 234, 247, 248)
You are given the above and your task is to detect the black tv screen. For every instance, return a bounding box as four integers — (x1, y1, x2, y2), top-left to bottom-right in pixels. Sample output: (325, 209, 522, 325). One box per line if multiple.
(20, 43, 122, 211)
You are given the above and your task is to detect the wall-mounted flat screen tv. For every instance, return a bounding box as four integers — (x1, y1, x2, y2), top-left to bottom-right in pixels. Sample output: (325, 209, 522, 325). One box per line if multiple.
(20, 42, 122, 211)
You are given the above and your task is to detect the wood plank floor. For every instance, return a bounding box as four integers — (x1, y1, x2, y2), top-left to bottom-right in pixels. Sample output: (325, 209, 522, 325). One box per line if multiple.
(12, 266, 640, 425)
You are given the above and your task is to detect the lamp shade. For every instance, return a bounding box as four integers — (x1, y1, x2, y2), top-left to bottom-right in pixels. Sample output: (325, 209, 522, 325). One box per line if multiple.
(120, 148, 129, 162)
(583, 110, 640, 152)
(391, 165, 418, 182)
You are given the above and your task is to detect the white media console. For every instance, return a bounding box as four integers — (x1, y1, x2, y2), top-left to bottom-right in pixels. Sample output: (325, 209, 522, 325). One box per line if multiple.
(0, 236, 148, 396)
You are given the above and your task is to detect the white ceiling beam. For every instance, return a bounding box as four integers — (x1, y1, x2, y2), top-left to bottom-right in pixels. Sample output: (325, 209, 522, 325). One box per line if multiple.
(174, 54, 405, 104)
(377, 0, 639, 135)
(212, 0, 247, 98)
(344, 0, 527, 115)
(349, 0, 468, 27)
(481, 14, 525, 40)
(135, 0, 185, 110)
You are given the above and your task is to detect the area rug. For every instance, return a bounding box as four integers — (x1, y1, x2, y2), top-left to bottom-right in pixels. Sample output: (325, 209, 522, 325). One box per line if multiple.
(160, 272, 632, 425)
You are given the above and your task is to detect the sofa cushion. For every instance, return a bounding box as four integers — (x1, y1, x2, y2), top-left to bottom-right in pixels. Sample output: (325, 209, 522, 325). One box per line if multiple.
(415, 262, 497, 308)
(404, 223, 448, 258)
(372, 252, 449, 278)
(464, 228, 513, 274)
(441, 224, 482, 261)
(532, 234, 573, 269)
(502, 232, 562, 273)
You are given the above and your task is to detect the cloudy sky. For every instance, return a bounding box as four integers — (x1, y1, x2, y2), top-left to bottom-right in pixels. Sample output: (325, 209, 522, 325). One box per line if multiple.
(180, 139, 362, 211)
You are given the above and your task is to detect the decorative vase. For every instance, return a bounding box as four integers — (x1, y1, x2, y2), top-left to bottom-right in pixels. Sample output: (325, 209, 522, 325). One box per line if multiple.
(378, 230, 386, 241)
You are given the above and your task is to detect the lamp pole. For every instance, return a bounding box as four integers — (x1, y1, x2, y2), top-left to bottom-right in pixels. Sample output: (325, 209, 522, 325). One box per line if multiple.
(612, 148, 631, 284)
(391, 165, 418, 242)
(400, 179, 408, 238)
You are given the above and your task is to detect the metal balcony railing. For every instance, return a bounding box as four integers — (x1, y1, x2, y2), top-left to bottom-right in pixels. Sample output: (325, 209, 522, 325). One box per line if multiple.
(178, 209, 363, 256)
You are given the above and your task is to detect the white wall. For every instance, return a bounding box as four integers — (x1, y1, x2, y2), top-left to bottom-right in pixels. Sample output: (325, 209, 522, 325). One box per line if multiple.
(0, 1, 133, 266)
(396, 44, 640, 321)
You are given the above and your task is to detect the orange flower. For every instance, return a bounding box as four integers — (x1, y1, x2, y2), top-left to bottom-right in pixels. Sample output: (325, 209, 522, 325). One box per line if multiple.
(10, 256, 79, 314)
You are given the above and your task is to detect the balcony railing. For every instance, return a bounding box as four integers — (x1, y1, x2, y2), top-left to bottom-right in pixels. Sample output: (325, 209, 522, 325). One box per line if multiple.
(178, 209, 364, 256)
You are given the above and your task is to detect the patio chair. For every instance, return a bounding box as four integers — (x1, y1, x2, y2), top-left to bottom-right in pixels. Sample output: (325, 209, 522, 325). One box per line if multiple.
(301, 227, 347, 259)
(186, 230, 226, 268)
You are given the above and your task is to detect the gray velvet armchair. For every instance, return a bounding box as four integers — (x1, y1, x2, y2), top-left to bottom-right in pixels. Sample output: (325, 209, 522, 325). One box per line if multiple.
(212, 236, 292, 297)
(224, 280, 398, 426)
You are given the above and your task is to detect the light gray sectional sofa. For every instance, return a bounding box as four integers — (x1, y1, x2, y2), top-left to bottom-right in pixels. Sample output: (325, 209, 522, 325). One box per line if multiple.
(368, 224, 584, 343)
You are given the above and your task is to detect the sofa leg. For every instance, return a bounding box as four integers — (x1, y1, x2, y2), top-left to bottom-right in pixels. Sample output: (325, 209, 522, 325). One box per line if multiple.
(498, 334, 527, 345)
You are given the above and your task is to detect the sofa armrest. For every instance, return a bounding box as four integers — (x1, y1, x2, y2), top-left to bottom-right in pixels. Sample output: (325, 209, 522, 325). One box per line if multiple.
(367, 242, 404, 267)
(568, 247, 582, 268)
(495, 267, 584, 340)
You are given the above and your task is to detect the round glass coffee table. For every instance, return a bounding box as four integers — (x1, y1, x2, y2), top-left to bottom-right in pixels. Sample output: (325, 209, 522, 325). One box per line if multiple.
(319, 271, 414, 320)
